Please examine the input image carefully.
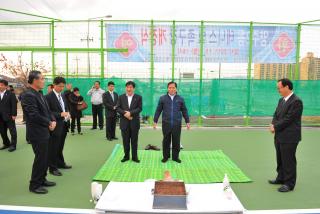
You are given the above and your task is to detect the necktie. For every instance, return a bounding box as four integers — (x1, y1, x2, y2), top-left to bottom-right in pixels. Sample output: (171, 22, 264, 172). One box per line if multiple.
(58, 94, 65, 112)
(278, 98, 286, 111)
(40, 94, 50, 113)
(110, 92, 114, 102)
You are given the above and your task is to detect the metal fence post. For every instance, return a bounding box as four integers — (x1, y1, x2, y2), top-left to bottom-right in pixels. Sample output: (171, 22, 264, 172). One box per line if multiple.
(295, 23, 301, 80)
(51, 20, 55, 78)
(198, 20, 204, 126)
(100, 19, 105, 78)
(245, 21, 254, 126)
(149, 19, 155, 125)
(172, 20, 176, 81)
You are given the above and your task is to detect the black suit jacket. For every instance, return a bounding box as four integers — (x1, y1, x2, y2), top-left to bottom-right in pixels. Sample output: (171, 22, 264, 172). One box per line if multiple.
(21, 88, 55, 142)
(45, 91, 69, 136)
(0, 90, 17, 121)
(103, 91, 118, 118)
(68, 93, 84, 118)
(63, 89, 72, 110)
(116, 94, 142, 131)
(272, 93, 303, 144)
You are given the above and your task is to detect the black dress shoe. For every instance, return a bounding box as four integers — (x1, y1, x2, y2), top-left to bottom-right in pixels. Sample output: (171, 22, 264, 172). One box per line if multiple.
(30, 186, 48, 194)
(149, 145, 160, 151)
(107, 138, 113, 141)
(91, 128, 97, 130)
(8, 146, 16, 152)
(42, 180, 56, 187)
(121, 157, 129, 163)
(132, 159, 140, 163)
(278, 185, 292, 192)
(161, 158, 168, 163)
(112, 137, 118, 140)
(59, 164, 72, 169)
(0, 145, 9, 150)
(78, 132, 83, 135)
(145, 144, 151, 150)
(50, 170, 62, 176)
(173, 158, 182, 163)
(268, 179, 283, 185)
(99, 127, 103, 130)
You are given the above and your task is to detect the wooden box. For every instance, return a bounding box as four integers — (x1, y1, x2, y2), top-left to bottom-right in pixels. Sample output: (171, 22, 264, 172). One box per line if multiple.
(152, 181, 187, 210)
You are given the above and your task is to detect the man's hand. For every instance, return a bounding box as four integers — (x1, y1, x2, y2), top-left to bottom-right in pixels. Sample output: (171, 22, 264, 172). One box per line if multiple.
(65, 112, 71, 120)
(61, 112, 69, 118)
(124, 111, 131, 119)
(11, 116, 16, 120)
(49, 121, 56, 131)
(113, 106, 116, 110)
(153, 123, 157, 130)
(186, 123, 191, 130)
(51, 121, 56, 129)
(269, 124, 275, 134)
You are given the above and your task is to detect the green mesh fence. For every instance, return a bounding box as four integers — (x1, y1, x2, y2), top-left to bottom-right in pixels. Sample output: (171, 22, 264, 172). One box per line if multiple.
(1, 19, 320, 126)
(45, 78, 320, 119)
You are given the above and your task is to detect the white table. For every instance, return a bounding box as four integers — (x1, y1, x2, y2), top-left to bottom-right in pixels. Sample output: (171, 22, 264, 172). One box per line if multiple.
(95, 181, 245, 214)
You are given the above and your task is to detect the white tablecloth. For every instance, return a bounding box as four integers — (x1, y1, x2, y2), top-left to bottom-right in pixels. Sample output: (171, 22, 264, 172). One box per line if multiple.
(95, 181, 245, 214)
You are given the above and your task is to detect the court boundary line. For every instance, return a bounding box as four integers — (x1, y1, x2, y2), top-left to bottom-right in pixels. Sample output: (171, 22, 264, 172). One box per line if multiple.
(1, 205, 320, 214)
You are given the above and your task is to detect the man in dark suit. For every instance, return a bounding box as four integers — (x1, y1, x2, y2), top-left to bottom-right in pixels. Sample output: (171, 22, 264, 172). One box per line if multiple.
(116, 81, 142, 163)
(153, 81, 190, 163)
(47, 84, 54, 95)
(269, 78, 303, 193)
(45, 77, 72, 176)
(63, 83, 73, 110)
(21, 70, 57, 194)
(0, 79, 18, 152)
(103, 81, 118, 141)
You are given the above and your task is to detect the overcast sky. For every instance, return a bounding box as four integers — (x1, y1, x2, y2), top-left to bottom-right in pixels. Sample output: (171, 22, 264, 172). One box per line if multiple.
(1, 0, 320, 79)
(1, 0, 320, 23)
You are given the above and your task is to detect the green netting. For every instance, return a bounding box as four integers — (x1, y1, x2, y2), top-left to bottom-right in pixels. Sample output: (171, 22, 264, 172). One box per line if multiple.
(1, 20, 320, 127)
(45, 78, 320, 117)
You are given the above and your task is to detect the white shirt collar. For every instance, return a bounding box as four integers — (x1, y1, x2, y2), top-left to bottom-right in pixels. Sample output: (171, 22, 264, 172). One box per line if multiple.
(168, 93, 176, 100)
(284, 92, 294, 102)
(53, 89, 61, 97)
(126, 93, 134, 98)
(0, 90, 5, 99)
(126, 94, 133, 107)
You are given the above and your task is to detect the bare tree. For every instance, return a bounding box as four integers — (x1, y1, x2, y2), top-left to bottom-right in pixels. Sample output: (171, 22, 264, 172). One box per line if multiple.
(0, 53, 50, 87)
